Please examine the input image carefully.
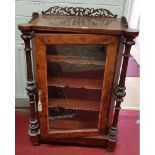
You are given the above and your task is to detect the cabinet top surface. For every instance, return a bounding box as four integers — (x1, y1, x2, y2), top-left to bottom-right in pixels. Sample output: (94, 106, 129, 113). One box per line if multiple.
(18, 15, 138, 36)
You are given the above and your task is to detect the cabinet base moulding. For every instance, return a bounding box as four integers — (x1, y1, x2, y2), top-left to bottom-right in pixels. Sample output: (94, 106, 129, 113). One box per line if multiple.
(39, 134, 117, 151)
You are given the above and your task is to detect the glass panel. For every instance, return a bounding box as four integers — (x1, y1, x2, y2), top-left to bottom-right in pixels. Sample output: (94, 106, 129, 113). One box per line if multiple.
(46, 45, 106, 131)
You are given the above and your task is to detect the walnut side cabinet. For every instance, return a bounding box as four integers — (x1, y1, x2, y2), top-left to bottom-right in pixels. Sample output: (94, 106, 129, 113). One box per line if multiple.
(18, 6, 139, 151)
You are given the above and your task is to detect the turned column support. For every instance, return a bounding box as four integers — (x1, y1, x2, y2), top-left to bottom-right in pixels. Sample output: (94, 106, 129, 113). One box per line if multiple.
(107, 34, 136, 151)
(21, 30, 40, 145)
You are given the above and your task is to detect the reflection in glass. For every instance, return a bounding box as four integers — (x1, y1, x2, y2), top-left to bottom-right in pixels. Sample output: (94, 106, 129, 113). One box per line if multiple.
(46, 45, 106, 131)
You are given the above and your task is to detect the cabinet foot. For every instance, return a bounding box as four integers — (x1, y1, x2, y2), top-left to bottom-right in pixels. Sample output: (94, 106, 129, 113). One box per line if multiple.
(106, 126, 118, 151)
(28, 119, 40, 146)
(30, 135, 40, 146)
(107, 141, 117, 152)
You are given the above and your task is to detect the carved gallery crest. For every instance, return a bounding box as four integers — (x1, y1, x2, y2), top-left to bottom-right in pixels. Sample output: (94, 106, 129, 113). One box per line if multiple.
(42, 6, 117, 18)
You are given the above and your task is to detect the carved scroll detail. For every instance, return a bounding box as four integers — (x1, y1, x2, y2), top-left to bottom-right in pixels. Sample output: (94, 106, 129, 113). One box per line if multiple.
(121, 16, 128, 28)
(29, 12, 39, 23)
(42, 6, 117, 18)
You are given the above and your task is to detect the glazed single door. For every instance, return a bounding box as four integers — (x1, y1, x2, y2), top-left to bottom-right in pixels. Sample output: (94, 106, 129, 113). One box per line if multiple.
(34, 34, 119, 139)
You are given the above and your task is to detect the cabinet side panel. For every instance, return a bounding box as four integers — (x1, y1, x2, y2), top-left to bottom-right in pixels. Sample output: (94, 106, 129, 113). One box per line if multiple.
(107, 37, 124, 129)
(98, 37, 119, 132)
(34, 35, 49, 137)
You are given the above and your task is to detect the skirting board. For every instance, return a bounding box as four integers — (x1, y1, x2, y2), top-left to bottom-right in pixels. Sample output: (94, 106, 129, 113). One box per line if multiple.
(15, 98, 29, 108)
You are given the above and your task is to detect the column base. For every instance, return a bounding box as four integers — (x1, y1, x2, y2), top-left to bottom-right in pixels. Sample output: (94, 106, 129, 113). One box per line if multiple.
(107, 140, 117, 152)
(106, 126, 118, 151)
(30, 134, 40, 146)
(28, 129, 40, 146)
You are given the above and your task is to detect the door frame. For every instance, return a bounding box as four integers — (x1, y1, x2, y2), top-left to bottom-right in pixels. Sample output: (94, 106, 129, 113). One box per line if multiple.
(34, 33, 119, 139)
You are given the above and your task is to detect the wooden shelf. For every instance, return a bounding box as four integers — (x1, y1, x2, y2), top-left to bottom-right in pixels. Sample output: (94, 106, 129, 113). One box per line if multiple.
(49, 118, 97, 130)
(47, 55, 104, 65)
(47, 77, 102, 90)
(48, 98, 100, 111)
(49, 109, 99, 130)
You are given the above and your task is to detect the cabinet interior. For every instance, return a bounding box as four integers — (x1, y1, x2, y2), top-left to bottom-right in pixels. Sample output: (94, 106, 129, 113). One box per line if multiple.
(46, 45, 107, 131)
